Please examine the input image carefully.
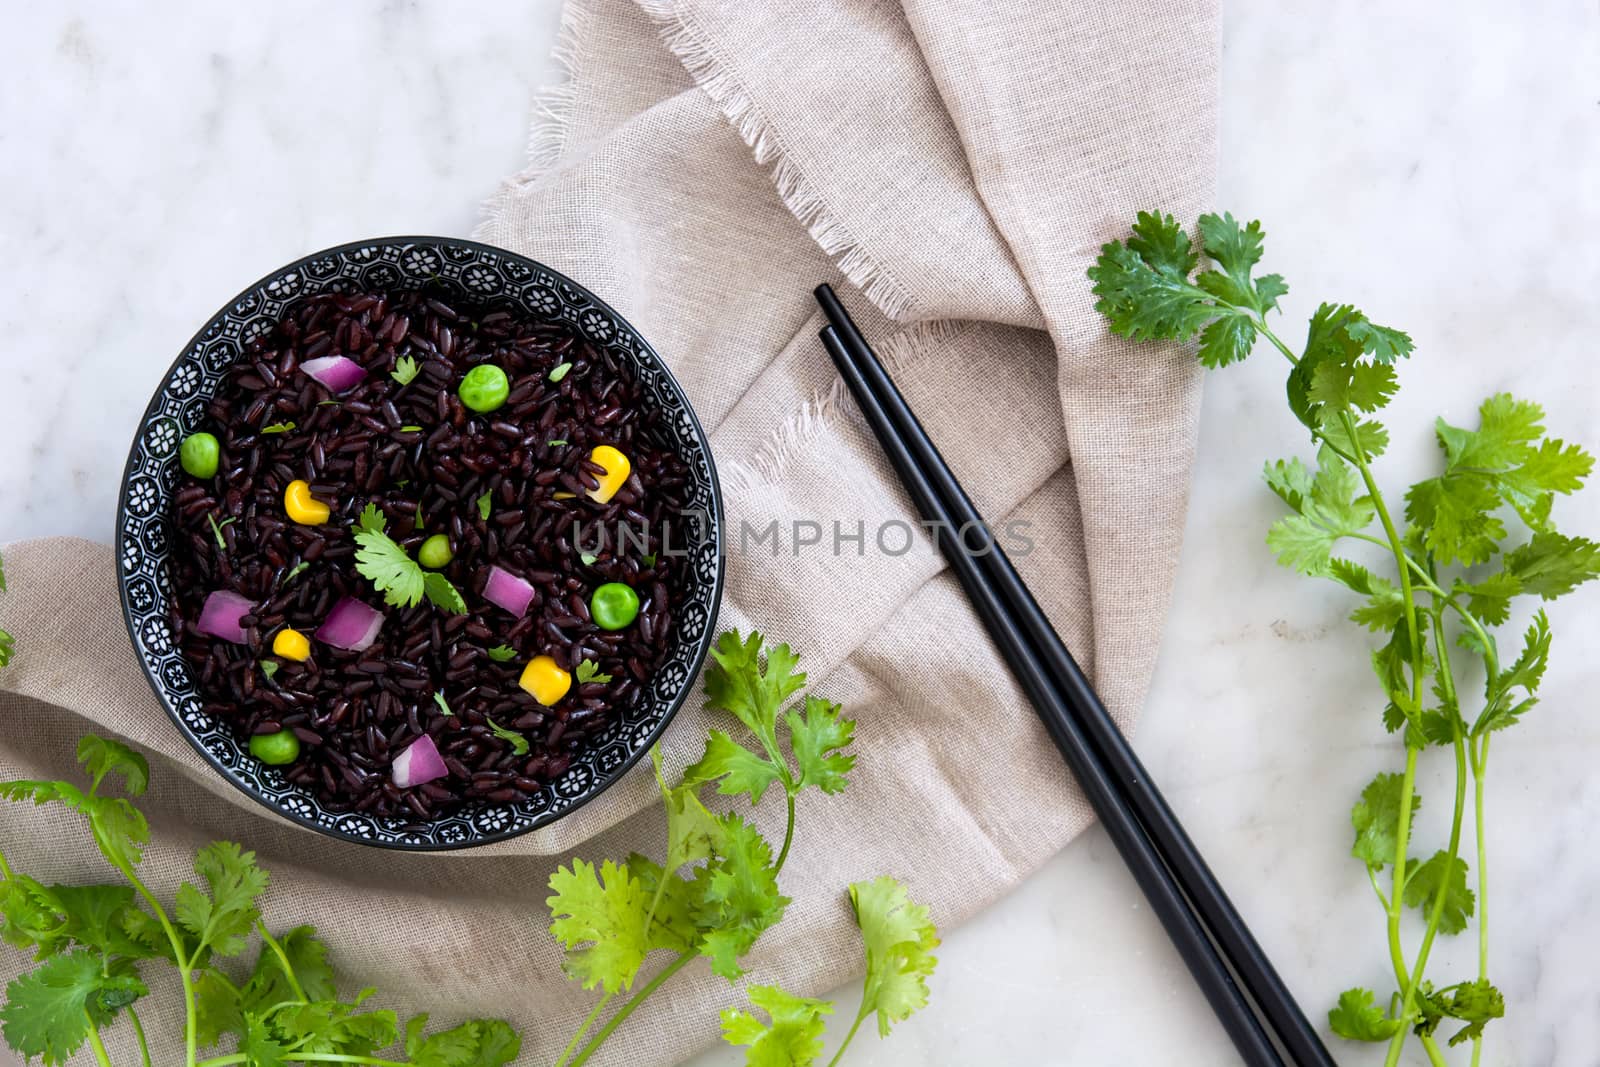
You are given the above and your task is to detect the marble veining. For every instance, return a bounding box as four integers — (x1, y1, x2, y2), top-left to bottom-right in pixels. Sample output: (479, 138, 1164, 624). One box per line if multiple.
(2, 3, 1596, 1065)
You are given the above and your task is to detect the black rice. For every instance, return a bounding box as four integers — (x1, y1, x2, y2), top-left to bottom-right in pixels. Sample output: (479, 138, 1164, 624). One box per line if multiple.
(167, 289, 687, 819)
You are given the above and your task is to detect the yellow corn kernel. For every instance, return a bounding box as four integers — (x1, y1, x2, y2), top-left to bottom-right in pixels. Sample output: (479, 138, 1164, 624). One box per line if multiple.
(519, 655, 572, 706)
(587, 445, 631, 504)
(284, 480, 330, 525)
(272, 628, 311, 662)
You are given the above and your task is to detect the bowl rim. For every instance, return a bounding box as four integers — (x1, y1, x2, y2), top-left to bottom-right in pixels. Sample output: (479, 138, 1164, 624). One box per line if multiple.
(115, 235, 725, 851)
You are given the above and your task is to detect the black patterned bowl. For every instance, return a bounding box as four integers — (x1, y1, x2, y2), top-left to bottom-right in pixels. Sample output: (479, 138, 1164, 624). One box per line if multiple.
(115, 237, 723, 850)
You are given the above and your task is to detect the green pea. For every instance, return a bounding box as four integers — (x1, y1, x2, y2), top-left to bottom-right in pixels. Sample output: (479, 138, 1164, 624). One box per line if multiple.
(180, 432, 220, 479)
(249, 729, 301, 766)
(590, 582, 640, 631)
(418, 533, 453, 569)
(458, 364, 510, 413)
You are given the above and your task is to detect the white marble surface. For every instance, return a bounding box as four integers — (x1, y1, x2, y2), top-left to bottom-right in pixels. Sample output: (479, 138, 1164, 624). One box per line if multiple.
(3, 3, 1598, 1065)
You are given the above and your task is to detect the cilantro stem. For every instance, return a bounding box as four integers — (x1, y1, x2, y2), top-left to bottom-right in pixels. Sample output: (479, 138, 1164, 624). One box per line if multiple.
(117, 862, 198, 1067)
(775, 791, 797, 873)
(256, 919, 308, 1002)
(127, 1004, 153, 1067)
(1471, 736, 1491, 1067)
(825, 1010, 867, 1067)
(565, 952, 693, 1067)
(83, 1013, 113, 1067)
(197, 1056, 415, 1067)
(555, 993, 613, 1067)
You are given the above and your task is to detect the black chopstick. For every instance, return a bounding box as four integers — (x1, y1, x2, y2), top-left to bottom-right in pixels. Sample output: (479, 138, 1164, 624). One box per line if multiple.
(817, 286, 1335, 1067)
(815, 325, 1281, 1067)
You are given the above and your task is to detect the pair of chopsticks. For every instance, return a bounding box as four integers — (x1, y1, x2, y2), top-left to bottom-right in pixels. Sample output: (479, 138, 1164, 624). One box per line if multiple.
(814, 285, 1335, 1067)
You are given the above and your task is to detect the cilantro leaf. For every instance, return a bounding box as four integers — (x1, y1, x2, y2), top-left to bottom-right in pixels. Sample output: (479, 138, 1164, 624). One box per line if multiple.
(850, 876, 939, 1037)
(1429, 979, 1505, 1048)
(1, 950, 147, 1065)
(1328, 560, 1407, 631)
(1263, 457, 1314, 512)
(1088, 212, 1214, 344)
(391, 355, 420, 386)
(1350, 772, 1419, 870)
(574, 660, 612, 684)
(650, 748, 723, 872)
(354, 526, 426, 608)
(548, 362, 573, 383)
(485, 718, 529, 756)
(175, 842, 269, 959)
(1405, 474, 1505, 566)
(1456, 571, 1521, 626)
(1343, 320, 1414, 363)
(720, 984, 832, 1067)
(546, 859, 653, 993)
(264, 998, 398, 1057)
(357, 502, 387, 534)
(432, 692, 454, 718)
(194, 968, 245, 1046)
(1328, 987, 1403, 1042)
(476, 492, 492, 521)
(241, 925, 337, 1014)
(692, 814, 789, 980)
(785, 696, 855, 795)
(77, 736, 148, 798)
(704, 631, 807, 753)
(485, 645, 517, 663)
(261, 421, 295, 435)
(1474, 611, 1550, 735)
(46, 885, 151, 959)
(1504, 531, 1600, 599)
(404, 1014, 521, 1067)
(1402, 851, 1474, 935)
(261, 659, 280, 682)
(683, 731, 784, 806)
(422, 572, 467, 614)
(1266, 446, 1374, 575)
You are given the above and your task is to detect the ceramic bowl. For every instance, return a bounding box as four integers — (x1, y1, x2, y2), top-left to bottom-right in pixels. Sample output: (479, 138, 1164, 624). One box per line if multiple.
(115, 237, 723, 849)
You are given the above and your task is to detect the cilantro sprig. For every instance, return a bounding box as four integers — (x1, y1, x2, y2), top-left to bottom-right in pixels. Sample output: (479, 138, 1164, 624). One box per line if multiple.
(544, 631, 933, 1067)
(1094, 211, 1600, 1065)
(0, 737, 519, 1067)
(0, 550, 14, 669)
(352, 503, 465, 613)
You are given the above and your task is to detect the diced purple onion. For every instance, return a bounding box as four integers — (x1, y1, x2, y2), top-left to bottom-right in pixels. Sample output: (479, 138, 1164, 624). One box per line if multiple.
(483, 565, 536, 617)
(300, 355, 367, 394)
(314, 596, 385, 651)
(391, 734, 447, 789)
(196, 590, 254, 644)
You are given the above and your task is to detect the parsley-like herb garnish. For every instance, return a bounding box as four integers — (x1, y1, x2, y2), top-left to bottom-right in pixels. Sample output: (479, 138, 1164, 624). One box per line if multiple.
(432, 691, 454, 718)
(548, 362, 573, 383)
(391, 355, 419, 386)
(476, 491, 492, 521)
(0, 736, 522, 1064)
(207, 513, 236, 549)
(546, 631, 932, 1067)
(573, 660, 612, 684)
(1092, 210, 1600, 1061)
(260, 421, 295, 435)
(351, 503, 464, 613)
(486, 718, 529, 756)
(485, 645, 518, 663)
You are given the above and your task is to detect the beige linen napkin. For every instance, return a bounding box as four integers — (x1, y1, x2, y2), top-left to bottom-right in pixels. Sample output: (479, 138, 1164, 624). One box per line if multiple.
(0, 1, 1217, 1064)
